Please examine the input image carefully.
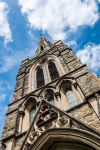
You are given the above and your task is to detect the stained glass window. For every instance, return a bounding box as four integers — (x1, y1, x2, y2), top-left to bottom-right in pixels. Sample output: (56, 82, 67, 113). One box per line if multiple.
(66, 90, 78, 107)
(36, 68, 45, 88)
(48, 61, 59, 81)
(30, 105, 36, 124)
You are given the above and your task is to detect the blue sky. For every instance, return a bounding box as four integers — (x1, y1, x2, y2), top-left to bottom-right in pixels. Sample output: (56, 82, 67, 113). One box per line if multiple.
(0, 0, 100, 136)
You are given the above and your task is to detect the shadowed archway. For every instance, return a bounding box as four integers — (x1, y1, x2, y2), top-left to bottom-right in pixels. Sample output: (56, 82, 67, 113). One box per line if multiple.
(29, 128, 100, 150)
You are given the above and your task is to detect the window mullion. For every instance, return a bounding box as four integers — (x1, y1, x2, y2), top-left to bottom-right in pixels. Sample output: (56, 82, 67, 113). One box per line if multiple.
(44, 62, 51, 83)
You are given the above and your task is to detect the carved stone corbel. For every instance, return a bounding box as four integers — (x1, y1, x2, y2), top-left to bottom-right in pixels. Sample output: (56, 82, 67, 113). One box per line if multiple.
(56, 116, 71, 128)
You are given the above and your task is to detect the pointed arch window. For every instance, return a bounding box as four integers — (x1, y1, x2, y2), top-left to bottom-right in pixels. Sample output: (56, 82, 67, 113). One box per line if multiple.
(48, 61, 59, 81)
(66, 90, 78, 107)
(60, 82, 80, 110)
(30, 105, 36, 124)
(36, 67, 45, 88)
(20, 98, 37, 132)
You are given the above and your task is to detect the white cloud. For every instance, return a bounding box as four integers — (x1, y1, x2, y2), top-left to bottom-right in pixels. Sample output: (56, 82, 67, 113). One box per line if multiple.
(18, 0, 99, 40)
(0, 48, 34, 73)
(0, 55, 17, 72)
(28, 30, 34, 41)
(76, 43, 100, 73)
(0, 2, 12, 44)
(67, 40, 77, 47)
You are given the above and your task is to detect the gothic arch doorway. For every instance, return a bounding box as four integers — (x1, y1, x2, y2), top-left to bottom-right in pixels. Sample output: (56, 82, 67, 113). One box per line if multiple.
(29, 128, 100, 150)
(49, 142, 95, 150)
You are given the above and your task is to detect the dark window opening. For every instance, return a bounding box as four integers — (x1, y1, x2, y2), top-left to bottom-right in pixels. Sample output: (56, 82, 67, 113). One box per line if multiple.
(41, 45, 44, 51)
(48, 61, 59, 81)
(36, 68, 45, 88)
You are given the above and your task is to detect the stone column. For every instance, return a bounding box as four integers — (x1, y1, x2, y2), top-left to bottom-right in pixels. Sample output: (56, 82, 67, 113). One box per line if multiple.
(19, 111, 25, 133)
(44, 61, 51, 83)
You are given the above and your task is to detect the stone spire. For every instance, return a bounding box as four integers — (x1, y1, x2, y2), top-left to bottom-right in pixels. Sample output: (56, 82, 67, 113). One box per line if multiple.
(35, 36, 53, 56)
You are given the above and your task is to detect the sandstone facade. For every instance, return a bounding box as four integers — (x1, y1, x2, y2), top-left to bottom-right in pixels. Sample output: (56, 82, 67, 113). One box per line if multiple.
(1, 37, 100, 150)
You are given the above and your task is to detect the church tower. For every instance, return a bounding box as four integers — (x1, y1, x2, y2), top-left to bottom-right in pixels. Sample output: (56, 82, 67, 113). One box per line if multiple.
(1, 36, 100, 150)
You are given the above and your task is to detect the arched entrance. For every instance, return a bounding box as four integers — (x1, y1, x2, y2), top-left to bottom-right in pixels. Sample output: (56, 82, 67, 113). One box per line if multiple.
(29, 128, 100, 150)
(49, 142, 95, 150)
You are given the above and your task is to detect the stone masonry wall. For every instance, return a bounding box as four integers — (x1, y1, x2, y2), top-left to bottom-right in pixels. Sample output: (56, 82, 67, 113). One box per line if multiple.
(2, 110, 18, 139)
(69, 103, 100, 131)
(1, 39, 100, 150)
(76, 72, 100, 97)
